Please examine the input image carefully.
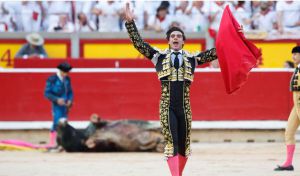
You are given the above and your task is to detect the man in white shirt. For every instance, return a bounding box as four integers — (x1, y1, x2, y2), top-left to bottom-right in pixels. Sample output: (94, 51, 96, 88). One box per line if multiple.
(120, 1, 146, 31)
(208, 1, 234, 32)
(147, 5, 171, 32)
(0, 2, 17, 32)
(276, 1, 300, 33)
(93, 0, 122, 32)
(20, 1, 42, 32)
(75, 12, 96, 32)
(43, 1, 72, 30)
(172, 1, 191, 31)
(185, 1, 209, 32)
(252, 2, 277, 32)
(234, 1, 252, 31)
(47, 14, 74, 32)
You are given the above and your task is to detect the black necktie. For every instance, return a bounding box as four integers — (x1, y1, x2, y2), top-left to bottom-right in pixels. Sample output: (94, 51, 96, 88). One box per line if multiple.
(173, 52, 180, 70)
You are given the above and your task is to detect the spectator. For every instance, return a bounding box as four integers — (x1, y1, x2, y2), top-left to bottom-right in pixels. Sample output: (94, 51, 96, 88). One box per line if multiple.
(208, 1, 234, 32)
(92, 1, 122, 32)
(15, 33, 48, 59)
(3, 1, 22, 31)
(146, 5, 171, 32)
(266, 1, 276, 11)
(36, 1, 47, 31)
(75, 1, 96, 28)
(168, 21, 181, 29)
(144, 1, 165, 17)
(75, 12, 96, 32)
(234, 1, 252, 31)
(284, 60, 294, 68)
(172, 1, 190, 31)
(276, 1, 300, 34)
(186, 1, 209, 32)
(20, 1, 42, 32)
(0, 2, 17, 32)
(75, 1, 95, 16)
(43, 1, 72, 30)
(120, 1, 147, 31)
(250, 1, 261, 15)
(47, 14, 74, 32)
(252, 2, 277, 32)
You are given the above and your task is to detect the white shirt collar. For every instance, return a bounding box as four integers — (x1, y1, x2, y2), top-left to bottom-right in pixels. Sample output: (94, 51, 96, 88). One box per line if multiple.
(171, 49, 183, 54)
(56, 70, 63, 81)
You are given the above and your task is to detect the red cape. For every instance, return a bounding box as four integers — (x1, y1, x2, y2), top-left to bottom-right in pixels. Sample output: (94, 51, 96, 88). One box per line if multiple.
(216, 6, 261, 94)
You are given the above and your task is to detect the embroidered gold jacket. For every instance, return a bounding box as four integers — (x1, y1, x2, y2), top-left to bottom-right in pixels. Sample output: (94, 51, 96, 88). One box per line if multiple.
(125, 21, 218, 82)
(291, 67, 300, 91)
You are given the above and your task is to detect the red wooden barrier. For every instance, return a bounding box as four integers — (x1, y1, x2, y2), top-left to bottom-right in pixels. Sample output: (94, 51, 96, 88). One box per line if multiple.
(0, 69, 293, 121)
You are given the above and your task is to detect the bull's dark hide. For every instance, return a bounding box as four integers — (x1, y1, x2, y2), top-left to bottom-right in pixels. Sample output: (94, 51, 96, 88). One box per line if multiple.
(56, 118, 164, 153)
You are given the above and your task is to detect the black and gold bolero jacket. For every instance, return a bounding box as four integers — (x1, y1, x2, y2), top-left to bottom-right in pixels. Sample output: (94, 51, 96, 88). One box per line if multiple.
(291, 67, 300, 91)
(125, 21, 218, 82)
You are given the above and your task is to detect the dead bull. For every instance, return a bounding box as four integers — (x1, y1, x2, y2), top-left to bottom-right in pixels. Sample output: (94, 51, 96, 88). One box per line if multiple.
(56, 115, 164, 153)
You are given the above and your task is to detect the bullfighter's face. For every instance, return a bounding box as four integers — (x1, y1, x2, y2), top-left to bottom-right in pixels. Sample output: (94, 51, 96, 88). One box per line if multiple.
(168, 31, 184, 51)
(292, 53, 300, 65)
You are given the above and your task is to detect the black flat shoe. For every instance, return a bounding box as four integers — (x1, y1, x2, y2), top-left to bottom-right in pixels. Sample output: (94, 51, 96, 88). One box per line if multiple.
(274, 165, 294, 171)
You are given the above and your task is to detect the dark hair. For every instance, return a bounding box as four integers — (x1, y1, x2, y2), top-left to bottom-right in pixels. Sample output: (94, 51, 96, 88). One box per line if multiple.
(166, 26, 186, 41)
(156, 5, 168, 17)
(57, 62, 73, 72)
(160, 1, 170, 8)
(237, 1, 245, 6)
(292, 46, 300, 53)
(285, 61, 294, 68)
(77, 13, 87, 25)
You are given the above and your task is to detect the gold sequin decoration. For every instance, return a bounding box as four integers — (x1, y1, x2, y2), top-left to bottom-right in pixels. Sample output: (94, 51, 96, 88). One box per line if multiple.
(197, 48, 218, 65)
(183, 82, 192, 156)
(125, 22, 155, 59)
(159, 81, 174, 157)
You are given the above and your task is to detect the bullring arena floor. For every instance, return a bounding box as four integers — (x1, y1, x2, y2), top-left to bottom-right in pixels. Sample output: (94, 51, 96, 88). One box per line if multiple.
(0, 142, 299, 176)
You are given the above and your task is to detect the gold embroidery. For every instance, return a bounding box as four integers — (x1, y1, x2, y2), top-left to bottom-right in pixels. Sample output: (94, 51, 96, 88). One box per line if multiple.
(158, 52, 194, 82)
(197, 48, 218, 65)
(160, 82, 174, 157)
(160, 81, 193, 157)
(158, 54, 172, 79)
(125, 21, 156, 59)
(182, 53, 194, 82)
(291, 69, 300, 91)
(183, 82, 192, 156)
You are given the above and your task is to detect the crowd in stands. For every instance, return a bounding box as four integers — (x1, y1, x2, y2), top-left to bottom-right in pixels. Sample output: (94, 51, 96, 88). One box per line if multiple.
(0, 1, 299, 34)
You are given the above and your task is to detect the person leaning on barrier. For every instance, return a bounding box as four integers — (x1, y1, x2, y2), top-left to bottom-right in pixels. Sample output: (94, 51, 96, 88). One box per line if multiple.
(15, 33, 48, 59)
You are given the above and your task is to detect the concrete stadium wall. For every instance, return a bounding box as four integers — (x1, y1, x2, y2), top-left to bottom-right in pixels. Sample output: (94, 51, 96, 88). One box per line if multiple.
(0, 68, 293, 121)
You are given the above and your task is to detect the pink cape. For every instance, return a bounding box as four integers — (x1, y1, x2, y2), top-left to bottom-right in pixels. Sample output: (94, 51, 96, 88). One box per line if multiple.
(0, 139, 47, 149)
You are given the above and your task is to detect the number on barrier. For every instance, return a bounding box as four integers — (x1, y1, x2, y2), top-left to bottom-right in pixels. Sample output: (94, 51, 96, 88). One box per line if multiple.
(0, 49, 12, 67)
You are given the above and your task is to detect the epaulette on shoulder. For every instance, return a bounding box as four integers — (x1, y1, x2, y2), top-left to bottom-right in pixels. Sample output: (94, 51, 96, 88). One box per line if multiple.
(183, 50, 194, 57)
(153, 47, 169, 55)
